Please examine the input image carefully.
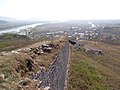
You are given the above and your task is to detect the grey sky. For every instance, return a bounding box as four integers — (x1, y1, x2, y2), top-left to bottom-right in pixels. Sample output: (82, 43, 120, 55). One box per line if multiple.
(0, 0, 120, 20)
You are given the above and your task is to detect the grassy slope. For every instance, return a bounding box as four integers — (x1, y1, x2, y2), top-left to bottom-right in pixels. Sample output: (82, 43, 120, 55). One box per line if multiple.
(0, 40, 36, 52)
(69, 49, 109, 90)
(68, 41, 120, 90)
(0, 34, 36, 52)
(0, 53, 31, 90)
(0, 36, 66, 90)
(83, 41, 120, 90)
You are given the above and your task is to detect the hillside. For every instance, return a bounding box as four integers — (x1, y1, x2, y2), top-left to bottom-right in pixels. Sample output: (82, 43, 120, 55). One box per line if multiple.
(68, 40, 120, 90)
(0, 20, 9, 24)
(0, 16, 17, 21)
(0, 33, 35, 52)
(0, 36, 66, 90)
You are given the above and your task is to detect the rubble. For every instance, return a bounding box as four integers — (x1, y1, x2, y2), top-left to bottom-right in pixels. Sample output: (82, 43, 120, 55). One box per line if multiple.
(32, 41, 70, 90)
(69, 39, 77, 45)
(19, 78, 31, 86)
(0, 51, 9, 56)
(0, 74, 5, 81)
(26, 58, 34, 71)
(27, 43, 54, 55)
(44, 86, 50, 90)
(88, 49, 103, 55)
(69, 38, 84, 50)
(42, 47, 51, 53)
(85, 46, 103, 55)
(11, 50, 19, 54)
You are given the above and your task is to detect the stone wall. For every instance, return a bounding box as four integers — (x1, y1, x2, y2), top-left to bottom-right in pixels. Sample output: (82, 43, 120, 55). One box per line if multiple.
(37, 40, 70, 90)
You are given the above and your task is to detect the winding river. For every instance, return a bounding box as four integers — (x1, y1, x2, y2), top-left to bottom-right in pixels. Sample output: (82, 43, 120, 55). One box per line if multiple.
(0, 23, 44, 34)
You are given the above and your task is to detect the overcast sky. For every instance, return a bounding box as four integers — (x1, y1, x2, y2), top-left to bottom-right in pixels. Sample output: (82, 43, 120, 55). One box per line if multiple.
(0, 0, 120, 20)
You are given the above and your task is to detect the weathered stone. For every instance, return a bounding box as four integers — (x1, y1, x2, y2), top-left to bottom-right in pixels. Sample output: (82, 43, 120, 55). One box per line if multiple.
(0, 74, 5, 81)
(44, 86, 50, 90)
(19, 78, 31, 86)
(11, 50, 19, 54)
(86, 49, 103, 55)
(42, 48, 51, 53)
(26, 59, 34, 71)
(69, 39, 76, 45)
(36, 41, 70, 90)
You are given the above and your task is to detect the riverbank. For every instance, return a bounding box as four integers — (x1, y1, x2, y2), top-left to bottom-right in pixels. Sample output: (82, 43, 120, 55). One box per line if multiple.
(0, 22, 44, 35)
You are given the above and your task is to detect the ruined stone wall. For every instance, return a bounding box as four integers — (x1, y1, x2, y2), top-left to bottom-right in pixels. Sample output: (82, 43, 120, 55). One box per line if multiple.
(38, 40, 70, 90)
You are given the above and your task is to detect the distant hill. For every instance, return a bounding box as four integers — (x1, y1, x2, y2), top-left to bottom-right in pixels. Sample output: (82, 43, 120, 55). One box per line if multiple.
(0, 20, 9, 24)
(0, 16, 17, 22)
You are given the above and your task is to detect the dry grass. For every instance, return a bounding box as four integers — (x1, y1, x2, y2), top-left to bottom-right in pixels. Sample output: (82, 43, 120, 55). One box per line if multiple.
(0, 36, 67, 90)
(0, 53, 32, 90)
(68, 40, 120, 90)
(0, 40, 37, 52)
(68, 48, 109, 90)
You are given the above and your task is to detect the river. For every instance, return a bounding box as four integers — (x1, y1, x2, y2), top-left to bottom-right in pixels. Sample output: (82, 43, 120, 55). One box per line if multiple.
(0, 23, 44, 34)
(88, 21, 96, 28)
